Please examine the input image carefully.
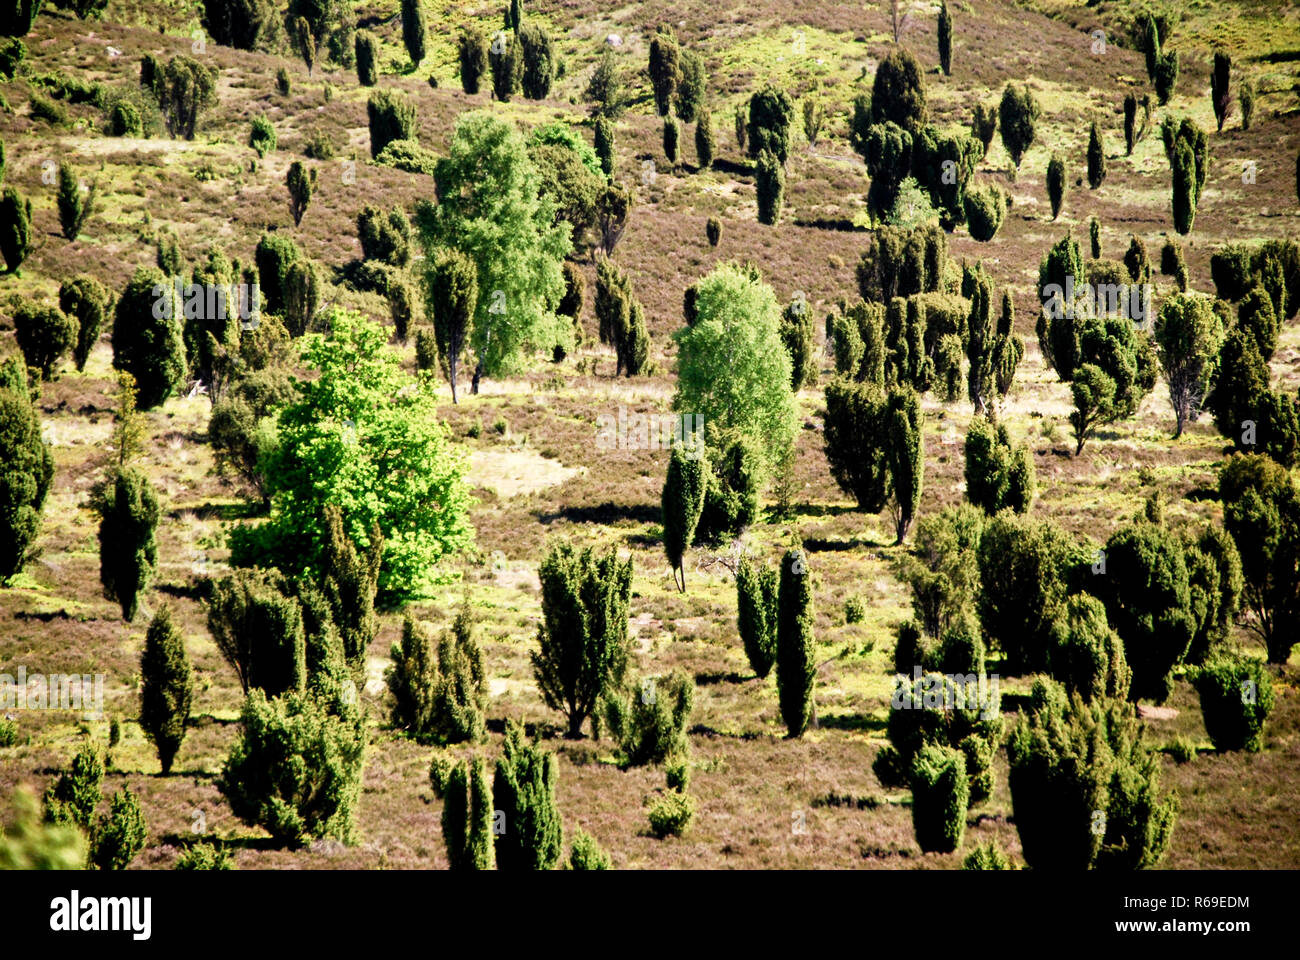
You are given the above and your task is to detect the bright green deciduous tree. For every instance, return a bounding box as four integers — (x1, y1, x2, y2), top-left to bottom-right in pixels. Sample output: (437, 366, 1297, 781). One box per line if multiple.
(228, 309, 473, 603)
(414, 112, 571, 392)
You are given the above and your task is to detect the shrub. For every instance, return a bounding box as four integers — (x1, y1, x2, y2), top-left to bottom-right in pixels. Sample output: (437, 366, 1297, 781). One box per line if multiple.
(205, 568, 306, 697)
(1164, 736, 1196, 764)
(0, 787, 87, 869)
(157, 56, 217, 139)
(845, 596, 866, 625)
(748, 85, 796, 163)
(963, 183, 1005, 241)
(457, 25, 487, 94)
(218, 688, 365, 846)
(43, 739, 103, 831)
(777, 548, 815, 738)
(0, 357, 52, 581)
(249, 114, 276, 158)
(675, 49, 706, 122)
(175, 841, 233, 870)
(937, 1, 953, 75)
(414, 327, 438, 372)
(401, 0, 427, 67)
(532, 543, 632, 737)
(111, 267, 186, 408)
(489, 30, 521, 102)
(1192, 657, 1274, 752)
(1094, 522, 1195, 703)
(0, 185, 32, 270)
(662, 115, 679, 166)
(493, 718, 562, 870)
(88, 787, 147, 870)
(964, 416, 1034, 514)
(282, 259, 319, 336)
(59, 274, 110, 372)
(585, 47, 625, 118)
(357, 205, 410, 266)
(94, 467, 159, 622)
(275, 67, 290, 95)
(108, 100, 142, 137)
(647, 27, 679, 117)
(999, 83, 1039, 167)
(139, 605, 193, 775)
(253, 232, 300, 314)
(1086, 121, 1106, 189)
(1007, 679, 1177, 869)
(0, 718, 14, 746)
(285, 160, 316, 226)
(367, 90, 416, 160)
(647, 790, 694, 838)
(910, 744, 968, 853)
(737, 555, 778, 678)
(593, 116, 614, 177)
(355, 30, 377, 85)
(1045, 153, 1065, 219)
(662, 442, 706, 591)
(568, 829, 609, 869)
(1219, 454, 1300, 665)
(603, 670, 694, 767)
(56, 164, 95, 241)
(518, 22, 554, 100)
(1239, 81, 1255, 131)
(1161, 239, 1188, 292)
(441, 756, 495, 869)
(1154, 51, 1178, 105)
(963, 841, 1010, 869)
(755, 149, 784, 225)
(706, 217, 720, 246)
(0, 36, 24, 78)
(970, 103, 996, 157)
(1048, 593, 1131, 702)
(13, 302, 75, 381)
(386, 610, 485, 745)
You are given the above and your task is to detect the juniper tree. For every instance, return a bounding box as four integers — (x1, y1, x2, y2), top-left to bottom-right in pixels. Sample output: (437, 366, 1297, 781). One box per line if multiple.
(367, 90, 416, 159)
(282, 259, 319, 337)
(602, 669, 693, 767)
(88, 786, 148, 870)
(1123, 93, 1137, 155)
(1086, 121, 1106, 189)
(776, 548, 815, 738)
(94, 467, 158, 622)
(44, 739, 103, 831)
(1210, 51, 1231, 132)
(970, 103, 996, 157)
(675, 49, 706, 123)
(489, 29, 521, 102)
(111, 267, 185, 409)
(937, 1, 953, 76)
(736, 554, 778, 679)
(518, 22, 554, 100)
(780, 297, 816, 391)
(1089, 216, 1101, 259)
(531, 543, 632, 737)
(706, 217, 720, 247)
(964, 416, 1034, 515)
(593, 116, 615, 176)
(585, 47, 625, 118)
(695, 108, 714, 170)
(357, 205, 410, 267)
(647, 27, 679, 117)
(1046, 153, 1065, 220)
(441, 756, 494, 869)
(493, 719, 562, 870)
(755, 149, 784, 225)
(1047, 594, 1131, 702)
(218, 688, 366, 846)
(1219, 453, 1300, 664)
(1237, 287, 1278, 360)
(910, 743, 968, 853)
(886, 386, 924, 544)
(401, 0, 427, 69)
(387, 610, 485, 745)
(318, 502, 381, 672)
(662, 442, 706, 592)
(963, 182, 1006, 241)
(205, 568, 306, 697)
(1192, 656, 1274, 752)
(387, 277, 414, 343)
(964, 263, 996, 416)
(355, 30, 378, 86)
(748, 86, 796, 163)
(1154, 50, 1179, 105)
(1161, 239, 1188, 291)
(1007, 679, 1176, 869)
(1171, 140, 1197, 235)
(0, 356, 53, 582)
(1239, 80, 1255, 131)
(999, 83, 1039, 168)
(993, 290, 1024, 396)
(56, 164, 95, 241)
(663, 115, 679, 166)
(13, 303, 75, 381)
(156, 56, 218, 140)
(1069, 363, 1115, 455)
(457, 25, 487, 94)
(1154, 292, 1224, 438)
(294, 16, 316, 76)
(139, 605, 193, 775)
(0, 185, 32, 271)
(285, 161, 316, 227)
(425, 248, 477, 404)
